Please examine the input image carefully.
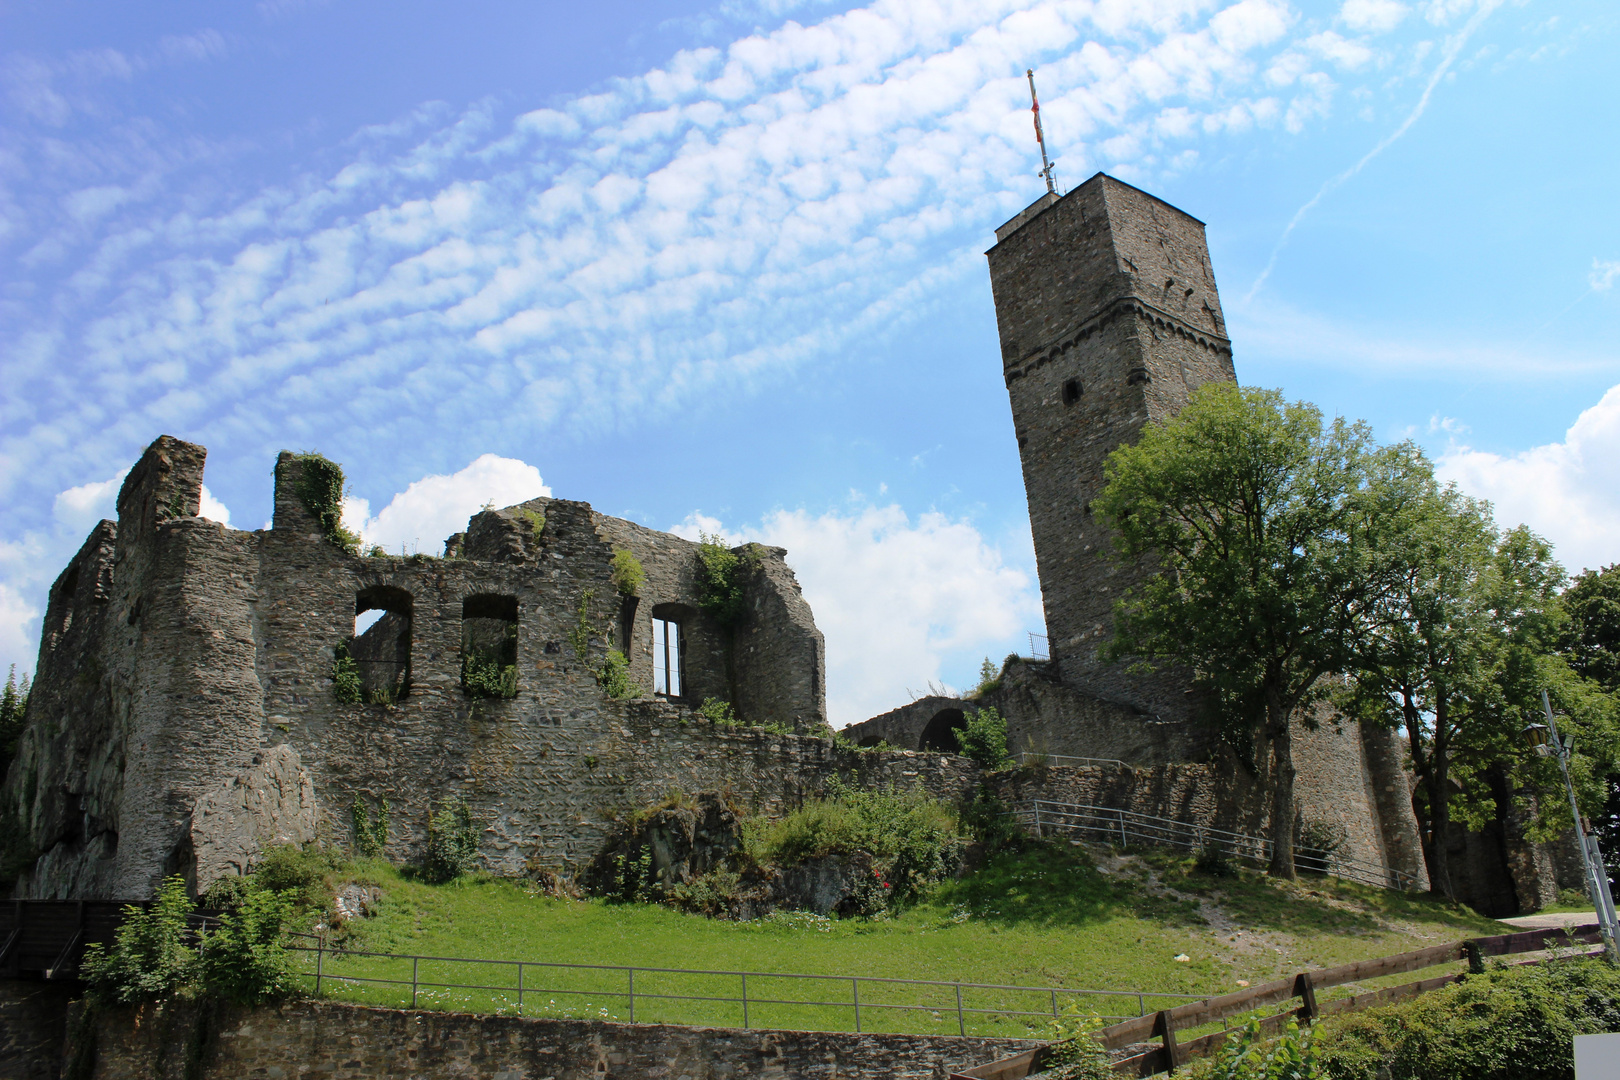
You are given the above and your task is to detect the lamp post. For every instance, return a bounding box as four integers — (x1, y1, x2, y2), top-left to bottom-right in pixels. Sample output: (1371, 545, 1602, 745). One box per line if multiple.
(1525, 689, 1619, 961)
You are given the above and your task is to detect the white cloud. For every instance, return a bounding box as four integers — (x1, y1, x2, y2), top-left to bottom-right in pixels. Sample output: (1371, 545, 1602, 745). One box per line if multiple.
(1438, 384, 1620, 575)
(346, 454, 551, 555)
(198, 485, 231, 525)
(1, 0, 1391, 515)
(1340, 0, 1410, 34)
(676, 502, 1042, 726)
(53, 470, 127, 534)
(1591, 258, 1620, 292)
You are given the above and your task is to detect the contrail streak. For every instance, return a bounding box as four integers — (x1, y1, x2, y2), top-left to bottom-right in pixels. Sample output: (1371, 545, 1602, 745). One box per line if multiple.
(1243, 0, 1503, 305)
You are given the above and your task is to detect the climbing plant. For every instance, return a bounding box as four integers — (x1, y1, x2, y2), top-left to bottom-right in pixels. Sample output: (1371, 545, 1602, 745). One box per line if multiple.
(351, 796, 390, 858)
(291, 452, 361, 552)
(598, 649, 638, 699)
(331, 641, 363, 704)
(420, 798, 481, 883)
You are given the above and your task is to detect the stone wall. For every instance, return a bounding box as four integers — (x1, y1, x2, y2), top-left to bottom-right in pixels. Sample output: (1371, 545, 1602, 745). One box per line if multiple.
(58, 995, 1036, 1080)
(2, 438, 857, 899)
(0, 981, 76, 1080)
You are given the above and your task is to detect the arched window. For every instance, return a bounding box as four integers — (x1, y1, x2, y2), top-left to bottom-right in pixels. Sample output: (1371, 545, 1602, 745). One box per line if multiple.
(917, 709, 967, 752)
(352, 586, 412, 702)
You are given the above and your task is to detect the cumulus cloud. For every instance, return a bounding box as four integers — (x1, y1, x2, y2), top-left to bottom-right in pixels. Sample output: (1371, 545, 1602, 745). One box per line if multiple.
(1438, 384, 1620, 576)
(676, 502, 1042, 726)
(53, 471, 127, 534)
(346, 454, 551, 555)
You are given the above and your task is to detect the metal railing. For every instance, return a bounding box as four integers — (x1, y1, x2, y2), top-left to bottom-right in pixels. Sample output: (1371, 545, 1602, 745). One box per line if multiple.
(288, 936, 1200, 1037)
(1015, 800, 1419, 891)
(1027, 633, 1050, 661)
(1015, 752, 1127, 769)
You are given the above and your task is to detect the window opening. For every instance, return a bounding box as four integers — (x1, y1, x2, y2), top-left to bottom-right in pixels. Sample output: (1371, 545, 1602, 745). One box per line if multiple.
(462, 594, 518, 699)
(917, 708, 967, 752)
(1062, 379, 1081, 405)
(351, 586, 412, 703)
(652, 616, 683, 697)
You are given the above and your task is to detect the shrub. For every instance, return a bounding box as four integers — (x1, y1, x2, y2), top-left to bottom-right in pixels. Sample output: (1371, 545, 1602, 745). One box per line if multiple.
(332, 641, 363, 704)
(251, 843, 345, 913)
(745, 780, 961, 910)
(521, 508, 545, 540)
(598, 649, 638, 699)
(610, 548, 644, 596)
(291, 452, 361, 552)
(1195, 843, 1237, 878)
(1295, 820, 1347, 876)
(1190, 1013, 1320, 1080)
(81, 875, 196, 1006)
(959, 785, 1026, 855)
(1043, 1004, 1116, 1080)
(352, 797, 390, 858)
(695, 534, 759, 627)
(955, 707, 1012, 769)
(1311, 956, 1620, 1080)
(698, 697, 738, 726)
(462, 649, 518, 699)
(199, 888, 295, 1004)
(420, 798, 480, 884)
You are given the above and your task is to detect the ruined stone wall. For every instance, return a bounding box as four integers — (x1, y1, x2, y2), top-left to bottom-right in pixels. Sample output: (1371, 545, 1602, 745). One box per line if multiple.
(987, 173, 1235, 727)
(1, 438, 899, 899)
(54, 996, 1035, 1080)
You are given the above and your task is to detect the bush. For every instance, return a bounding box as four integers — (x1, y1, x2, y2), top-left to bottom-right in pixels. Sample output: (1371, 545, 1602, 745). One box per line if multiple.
(420, 798, 481, 884)
(521, 508, 545, 540)
(959, 785, 1026, 854)
(955, 706, 1012, 769)
(332, 641, 363, 704)
(598, 649, 638, 699)
(745, 780, 961, 910)
(1311, 956, 1620, 1080)
(1043, 1003, 1116, 1080)
(200, 888, 295, 1004)
(1191, 1013, 1320, 1080)
(462, 650, 518, 699)
(698, 697, 738, 725)
(251, 843, 345, 913)
(695, 534, 759, 627)
(973, 656, 1002, 697)
(1195, 843, 1237, 879)
(1295, 820, 1347, 876)
(81, 875, 196, 1006)
(610, 548, 644, 596)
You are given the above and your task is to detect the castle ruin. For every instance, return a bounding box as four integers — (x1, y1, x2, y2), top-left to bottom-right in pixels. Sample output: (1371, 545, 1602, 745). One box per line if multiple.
(0, 174, 1578, 916)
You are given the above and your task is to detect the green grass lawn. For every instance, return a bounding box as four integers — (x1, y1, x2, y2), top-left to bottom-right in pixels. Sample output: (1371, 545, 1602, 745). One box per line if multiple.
(298, 842, 1508, 1041)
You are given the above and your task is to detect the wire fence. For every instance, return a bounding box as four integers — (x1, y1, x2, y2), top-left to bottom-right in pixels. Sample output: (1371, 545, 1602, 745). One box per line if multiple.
(1015, 800, 1419, 891)
(1027, 633, 1050, 661)
(287, 936, 1200, 1038)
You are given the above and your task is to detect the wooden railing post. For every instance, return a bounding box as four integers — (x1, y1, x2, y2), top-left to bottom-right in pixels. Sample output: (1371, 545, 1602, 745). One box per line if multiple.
(315, 931, 324, 996)
(1294, 972, 1319, 1022)
(1154, 1010, 1180, 1073)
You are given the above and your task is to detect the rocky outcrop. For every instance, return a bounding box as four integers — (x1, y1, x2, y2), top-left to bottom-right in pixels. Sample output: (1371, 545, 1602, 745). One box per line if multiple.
(190, 744, 317, 892)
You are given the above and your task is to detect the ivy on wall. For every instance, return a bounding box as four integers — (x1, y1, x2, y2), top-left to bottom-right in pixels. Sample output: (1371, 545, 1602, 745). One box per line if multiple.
(291, 452, 361, 552)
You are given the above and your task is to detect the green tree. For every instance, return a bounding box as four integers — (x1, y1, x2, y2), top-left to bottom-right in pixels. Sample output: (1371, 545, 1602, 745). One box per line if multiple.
(1095, 384, 1427, 878)
(1335, 487, 1500, 897)
(199, 887, 295, 1004)
(1557, 564, 1620, 881)
(955, 707, 1012, 769)
(0, 665, 29, 778)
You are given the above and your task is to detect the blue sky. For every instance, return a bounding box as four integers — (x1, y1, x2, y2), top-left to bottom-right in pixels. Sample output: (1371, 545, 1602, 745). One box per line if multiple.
(3, 0, 1617, 724)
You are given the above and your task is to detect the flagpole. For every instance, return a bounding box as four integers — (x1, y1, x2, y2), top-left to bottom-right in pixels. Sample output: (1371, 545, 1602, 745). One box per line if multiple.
(1027, 69, 1056, 195)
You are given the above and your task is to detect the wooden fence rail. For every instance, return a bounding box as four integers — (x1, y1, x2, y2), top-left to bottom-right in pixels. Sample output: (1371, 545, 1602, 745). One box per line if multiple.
(949, 922, 1604, 1080)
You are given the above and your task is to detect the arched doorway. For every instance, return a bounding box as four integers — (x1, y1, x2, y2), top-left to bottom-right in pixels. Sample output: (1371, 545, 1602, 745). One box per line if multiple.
(917, 708, 967, 752)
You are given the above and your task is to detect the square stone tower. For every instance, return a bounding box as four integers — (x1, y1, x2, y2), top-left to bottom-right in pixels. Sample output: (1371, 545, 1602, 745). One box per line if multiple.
(986, 173, 1235, 724)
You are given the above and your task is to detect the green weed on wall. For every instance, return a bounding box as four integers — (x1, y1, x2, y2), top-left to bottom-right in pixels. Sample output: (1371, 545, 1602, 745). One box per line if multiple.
(292, 452, 361, 552)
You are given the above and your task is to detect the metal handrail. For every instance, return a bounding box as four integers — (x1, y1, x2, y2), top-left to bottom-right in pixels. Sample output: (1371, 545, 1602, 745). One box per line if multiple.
(286, 934, 1201, 1036)
(1017, 800, 1418, 891)
(1015, 752, 1127, 769)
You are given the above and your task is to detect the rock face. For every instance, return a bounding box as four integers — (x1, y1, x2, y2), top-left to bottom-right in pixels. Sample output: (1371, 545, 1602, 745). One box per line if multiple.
(189, 745, 317, 893)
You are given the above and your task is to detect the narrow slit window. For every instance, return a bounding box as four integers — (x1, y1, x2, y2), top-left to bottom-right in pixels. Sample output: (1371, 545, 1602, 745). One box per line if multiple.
(652, 616, 683, 697)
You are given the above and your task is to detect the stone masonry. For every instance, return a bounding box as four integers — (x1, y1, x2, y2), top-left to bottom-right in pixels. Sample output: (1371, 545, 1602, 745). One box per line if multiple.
(1, 438, 972, 899)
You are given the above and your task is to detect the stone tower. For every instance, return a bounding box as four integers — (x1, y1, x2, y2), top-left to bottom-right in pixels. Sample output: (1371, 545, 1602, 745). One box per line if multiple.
(986, 173, 1236, 724)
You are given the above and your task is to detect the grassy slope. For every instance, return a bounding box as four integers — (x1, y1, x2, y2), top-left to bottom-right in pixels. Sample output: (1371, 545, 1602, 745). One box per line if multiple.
(307, 842, 1506, 1039)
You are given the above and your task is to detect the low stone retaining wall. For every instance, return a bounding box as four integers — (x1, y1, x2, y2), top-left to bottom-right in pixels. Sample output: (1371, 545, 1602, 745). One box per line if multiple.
(37, 990, 1037, 1080)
